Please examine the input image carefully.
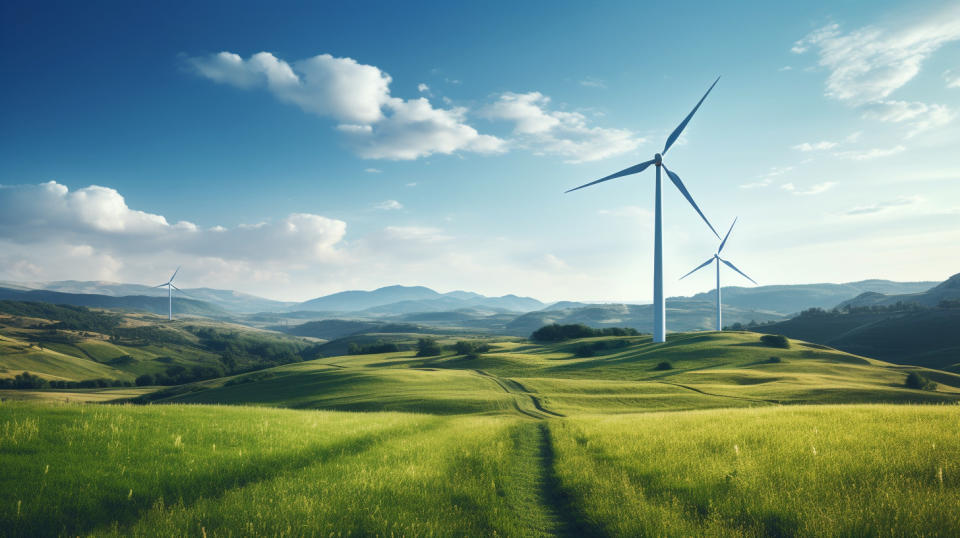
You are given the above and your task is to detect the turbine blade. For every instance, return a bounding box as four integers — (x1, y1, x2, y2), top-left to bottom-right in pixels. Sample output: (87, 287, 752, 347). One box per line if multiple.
(720, 258, 757, 285)
(718, 217, 737, 254)
(663, 76, 720, 155)
(169, 266, 181, 282)
(153, 283, 169, 288)
(679, 257, 715, 280)
(565, 159, 656, 193)
(661, 164, 720, 238)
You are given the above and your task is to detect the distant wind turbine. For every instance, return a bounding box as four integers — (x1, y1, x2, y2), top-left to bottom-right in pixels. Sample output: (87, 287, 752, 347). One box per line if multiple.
(565, 77, 722, 343)
(153, 266, 183, 321)
(680, 218, 757, 331)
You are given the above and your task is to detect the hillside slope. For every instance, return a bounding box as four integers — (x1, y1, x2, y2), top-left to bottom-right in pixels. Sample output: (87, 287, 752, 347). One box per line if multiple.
(158, 331, 960, 414)
(755, 307, 960, 372)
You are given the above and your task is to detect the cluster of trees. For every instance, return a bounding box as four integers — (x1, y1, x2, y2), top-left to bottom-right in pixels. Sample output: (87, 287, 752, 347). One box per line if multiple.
(0, 372, 133, 389)
(724, 319, 778, 331)
(0, 301, 121, 333)
(347, 341, 402, 355)
(453, 340, 491, 359)
(531, 324, 640, 342)
(134, 364, 224, 386)
(192, 327, 312, 369)
(416, 338, 443, 357)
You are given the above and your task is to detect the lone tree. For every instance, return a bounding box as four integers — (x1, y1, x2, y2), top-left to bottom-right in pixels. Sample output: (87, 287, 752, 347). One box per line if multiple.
(416, 338, 442, 357)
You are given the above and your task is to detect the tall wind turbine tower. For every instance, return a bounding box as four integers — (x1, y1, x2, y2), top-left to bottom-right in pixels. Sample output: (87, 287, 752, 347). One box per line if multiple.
(566, 77, 722, 343)
(153, 266, 183, 321)
(680, 218, 757, 331)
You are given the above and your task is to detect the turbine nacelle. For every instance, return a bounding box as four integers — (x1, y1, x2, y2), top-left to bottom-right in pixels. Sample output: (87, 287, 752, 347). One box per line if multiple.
(654, 153, 663, 166)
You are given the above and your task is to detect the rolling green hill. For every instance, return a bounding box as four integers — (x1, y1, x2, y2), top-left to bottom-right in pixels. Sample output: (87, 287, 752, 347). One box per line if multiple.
(754, 307, 960, 372)
(155, 331, 960, 414)
(0, 301, 320, 385)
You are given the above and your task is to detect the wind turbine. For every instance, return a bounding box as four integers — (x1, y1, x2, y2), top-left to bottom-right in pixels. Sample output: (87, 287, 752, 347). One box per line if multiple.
(153, 266, 183, 321)
(680, 218, 757, 331)
(566, 77, 722, 343)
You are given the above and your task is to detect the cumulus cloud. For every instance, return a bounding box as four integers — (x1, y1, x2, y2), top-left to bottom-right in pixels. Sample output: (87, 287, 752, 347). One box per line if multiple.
(485, 92, 643, 163)
(861, 100, 956, 137)
(417, 83, 430, 93)
(792, 8, 960, 104)
(0, 181, 346, 262)
(188, 51, 503, 160)
(341, 97, 505, 160)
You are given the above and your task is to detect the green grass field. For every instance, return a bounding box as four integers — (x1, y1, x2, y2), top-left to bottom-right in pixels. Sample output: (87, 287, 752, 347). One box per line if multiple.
(4, 328, 960, 536)
(2, 402, 958, 536)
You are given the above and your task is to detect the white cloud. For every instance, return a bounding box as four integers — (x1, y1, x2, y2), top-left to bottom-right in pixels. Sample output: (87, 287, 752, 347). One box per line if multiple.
(779, 66, 794, 72)
(417, 83, 430, 93)
(405, 182, 417, 187)
(833, 145, 906, 160)
(861, 100, 956, 137)
(779, 181, 835, 195)
(946, 69, 960, 88)
(579, 76, 606, 88)
(740, 178, 773, 189)
(188, 51, 504, 160)
(792, 140, 838, 151)
(382, 225, 450, 242)
(793, 8, 960, 104)
(364, 168, 382, 173)
(485, 92, 643, 163)
(845, 195, 922, 216)
(0, 181, 346, 262)
(342, 97, 506, 160)
(374, 199, 403, 210)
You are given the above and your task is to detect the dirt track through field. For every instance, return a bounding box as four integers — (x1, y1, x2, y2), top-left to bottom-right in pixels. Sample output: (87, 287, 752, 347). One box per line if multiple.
(472, 369, 565, 419)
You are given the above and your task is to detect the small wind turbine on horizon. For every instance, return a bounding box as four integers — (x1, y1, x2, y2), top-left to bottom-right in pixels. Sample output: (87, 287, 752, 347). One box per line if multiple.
(565, 77, 722, 343)
(153, 266, 183, 321)
(680, 218, 757, 331)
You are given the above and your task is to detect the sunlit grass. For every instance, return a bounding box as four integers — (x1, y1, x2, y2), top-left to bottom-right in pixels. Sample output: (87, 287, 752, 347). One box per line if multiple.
(549, 404, 960, 536)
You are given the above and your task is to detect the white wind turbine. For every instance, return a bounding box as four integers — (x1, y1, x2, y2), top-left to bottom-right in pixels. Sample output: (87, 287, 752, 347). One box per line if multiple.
(680, 218, 757, 331)
(153, 266, 183, 321)
(566, 77, 722, 343)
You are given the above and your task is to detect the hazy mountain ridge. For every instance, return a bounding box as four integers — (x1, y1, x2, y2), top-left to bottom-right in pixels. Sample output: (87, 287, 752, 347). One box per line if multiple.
(839, 274, 960, 309)
(0, 287, 227, 317)
(0, 280, 292, 313)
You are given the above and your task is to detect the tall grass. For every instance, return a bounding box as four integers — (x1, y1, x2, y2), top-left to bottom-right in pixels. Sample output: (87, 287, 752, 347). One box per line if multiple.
(549, 404, 960, 536)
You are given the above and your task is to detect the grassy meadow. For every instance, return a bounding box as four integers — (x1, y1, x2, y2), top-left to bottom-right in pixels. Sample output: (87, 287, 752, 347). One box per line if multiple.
(3, 327, 960, 536)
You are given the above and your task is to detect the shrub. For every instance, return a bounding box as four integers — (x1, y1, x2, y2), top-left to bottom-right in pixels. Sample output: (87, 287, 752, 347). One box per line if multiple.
(766, 356, 782, 364)
(760, 334, 790, 349)
(905, 372, 937, 391)
(416, 338, 442, 357)
(654, 361, 673, 371)
(454, 341, 491, 357)
(531, 323, 640, 342)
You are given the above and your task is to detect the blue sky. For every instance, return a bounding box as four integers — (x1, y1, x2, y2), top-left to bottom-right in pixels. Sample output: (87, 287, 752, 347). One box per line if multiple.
(1, 0, 958, 302)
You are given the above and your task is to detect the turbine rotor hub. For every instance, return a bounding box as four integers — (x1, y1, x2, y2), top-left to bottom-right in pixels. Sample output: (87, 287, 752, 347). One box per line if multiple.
(654, 153, 663, 166)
